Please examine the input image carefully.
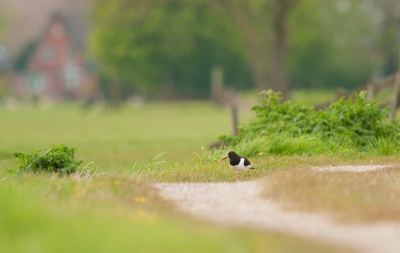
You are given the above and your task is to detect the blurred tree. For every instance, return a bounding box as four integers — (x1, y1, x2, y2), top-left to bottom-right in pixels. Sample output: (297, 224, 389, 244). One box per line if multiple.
(214, 0, 268, 91)
(369, 0, 400, 75)
(289, 0, 380, 89)
(219, 0, 399, 92)
(216, 0, 299, 98)
(90, 0, 252, 99)
(269, 0, 300, 98)
(91, 0, 400, 100)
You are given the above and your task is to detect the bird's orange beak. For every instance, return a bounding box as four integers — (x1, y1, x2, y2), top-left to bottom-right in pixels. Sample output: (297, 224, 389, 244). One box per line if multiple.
(218, 155, 229, 163)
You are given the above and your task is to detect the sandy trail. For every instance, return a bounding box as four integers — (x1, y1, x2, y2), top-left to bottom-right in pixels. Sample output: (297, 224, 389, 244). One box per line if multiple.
(154, 165, 400, 253)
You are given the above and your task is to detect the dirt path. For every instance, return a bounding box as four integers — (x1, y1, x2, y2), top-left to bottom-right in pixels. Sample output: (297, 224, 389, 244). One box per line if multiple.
(154, 165, 400, 253)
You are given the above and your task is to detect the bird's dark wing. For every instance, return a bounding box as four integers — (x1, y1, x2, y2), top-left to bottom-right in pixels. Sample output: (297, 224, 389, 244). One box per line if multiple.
(243, 158, 254, 169)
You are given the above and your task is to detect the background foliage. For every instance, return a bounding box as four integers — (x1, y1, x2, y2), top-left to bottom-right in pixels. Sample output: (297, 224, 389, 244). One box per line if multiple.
(91, 0, 252, 98)
(90, 0, 400, 98)
(221, 90, 400, 156)
(289, 0, 380, 89)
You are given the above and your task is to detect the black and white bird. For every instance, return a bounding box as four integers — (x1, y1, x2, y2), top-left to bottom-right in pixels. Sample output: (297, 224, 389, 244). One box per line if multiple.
(219, 151, 254, 180)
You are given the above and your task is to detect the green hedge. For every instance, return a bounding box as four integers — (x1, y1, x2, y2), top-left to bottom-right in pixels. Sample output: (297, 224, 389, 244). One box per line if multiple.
(220, 90, 400, 156)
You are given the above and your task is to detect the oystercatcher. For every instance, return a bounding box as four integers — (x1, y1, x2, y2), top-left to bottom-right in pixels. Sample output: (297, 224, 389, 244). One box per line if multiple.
(219, 151, 254, 180)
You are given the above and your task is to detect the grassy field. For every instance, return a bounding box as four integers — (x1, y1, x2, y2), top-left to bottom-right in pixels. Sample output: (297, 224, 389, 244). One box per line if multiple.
(1, 174, 348, 253)
(0, 101, 356, 253)
(0, 102, 237, 171)
(242, 89, 336, 106)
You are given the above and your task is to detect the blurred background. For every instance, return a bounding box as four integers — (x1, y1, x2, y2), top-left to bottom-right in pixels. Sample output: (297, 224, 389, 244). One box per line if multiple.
(1, 3, 400, 252)
(0, 0, 399, 107)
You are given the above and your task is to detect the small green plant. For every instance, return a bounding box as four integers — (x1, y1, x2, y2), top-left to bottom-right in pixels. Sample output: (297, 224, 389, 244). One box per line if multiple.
(220, 90, 400, 156)
(11, 144, 84, 175)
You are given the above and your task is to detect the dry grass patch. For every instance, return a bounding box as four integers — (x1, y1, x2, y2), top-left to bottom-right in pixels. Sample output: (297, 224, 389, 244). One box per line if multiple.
(118, 154, 400, 183)
(263, 166, 400, 223)
(258, 155, 400, 171)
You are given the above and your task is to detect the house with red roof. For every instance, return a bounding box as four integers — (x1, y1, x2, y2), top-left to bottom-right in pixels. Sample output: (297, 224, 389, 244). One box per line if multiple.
(12, 12, 97, 100)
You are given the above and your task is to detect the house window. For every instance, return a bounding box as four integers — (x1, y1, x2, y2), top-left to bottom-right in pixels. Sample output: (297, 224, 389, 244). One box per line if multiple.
(63, 61, 81, 91)
(40, 46, 56, 62)
(63, 52, 81, 91)
(65, 69, 81, 91)
(28, 73, 45, 95)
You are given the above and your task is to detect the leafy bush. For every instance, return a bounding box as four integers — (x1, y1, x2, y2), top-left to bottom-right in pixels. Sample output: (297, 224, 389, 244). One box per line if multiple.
(11, 144, 84, 175)
(220, 90, 400, 156)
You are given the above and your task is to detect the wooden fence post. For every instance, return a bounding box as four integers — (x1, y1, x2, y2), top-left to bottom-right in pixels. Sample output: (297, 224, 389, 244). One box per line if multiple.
(231, 104, 239, 136)
(389, 56, 400, 120)
(335, 88, 346, 100)
(210, 65, 223, 104)
(389, 73, 400, 120)
(367, 83, 375, 100)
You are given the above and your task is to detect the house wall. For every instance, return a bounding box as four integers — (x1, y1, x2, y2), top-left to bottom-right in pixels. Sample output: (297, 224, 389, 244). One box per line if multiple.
(13, 15, 97, 101)
(31, 19, 76, 71)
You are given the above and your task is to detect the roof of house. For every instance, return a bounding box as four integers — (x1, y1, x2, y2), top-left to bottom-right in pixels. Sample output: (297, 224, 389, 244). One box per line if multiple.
(0, 43, 10, 71)
(14, 11, 91, 71)
(0, 0, 91, 57)
(61, 11, 91, 50)
(46, 11, 90, 51)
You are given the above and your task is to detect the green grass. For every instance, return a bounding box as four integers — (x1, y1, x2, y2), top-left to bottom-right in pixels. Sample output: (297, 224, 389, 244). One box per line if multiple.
(0, 102, 242, 174)
(242, 89, 336, 105)
(225, 90, 400, 157)
(118, 152, 400, 182)
(2, 100, 399, 182)
(3, 176, 343, 253)
(0, 102, 353, 253)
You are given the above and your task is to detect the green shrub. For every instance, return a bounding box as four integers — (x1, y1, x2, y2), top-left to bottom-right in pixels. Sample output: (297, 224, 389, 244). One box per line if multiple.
(220, 90, 400, 156)
(11, 144, 84, 175)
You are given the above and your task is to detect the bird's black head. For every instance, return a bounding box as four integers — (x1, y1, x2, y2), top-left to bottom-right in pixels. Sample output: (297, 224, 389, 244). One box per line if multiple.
(219, 151, 239, 162)
(227, 151, 238, 158)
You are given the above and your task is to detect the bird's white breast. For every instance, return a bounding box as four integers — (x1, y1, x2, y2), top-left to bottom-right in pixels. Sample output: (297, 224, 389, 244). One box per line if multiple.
(230, 158, 252, 172)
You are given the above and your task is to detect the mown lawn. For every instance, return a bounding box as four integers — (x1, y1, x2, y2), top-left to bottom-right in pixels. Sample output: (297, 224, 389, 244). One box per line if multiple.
(0, 102, 240, 173)
(0, 102, 353, 253)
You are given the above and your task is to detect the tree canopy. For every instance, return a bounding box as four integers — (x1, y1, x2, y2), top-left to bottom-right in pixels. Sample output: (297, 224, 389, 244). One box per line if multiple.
(90, 0, 252, 98)
(289, 0, 380, 89)
(90, 0, 400, 98)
